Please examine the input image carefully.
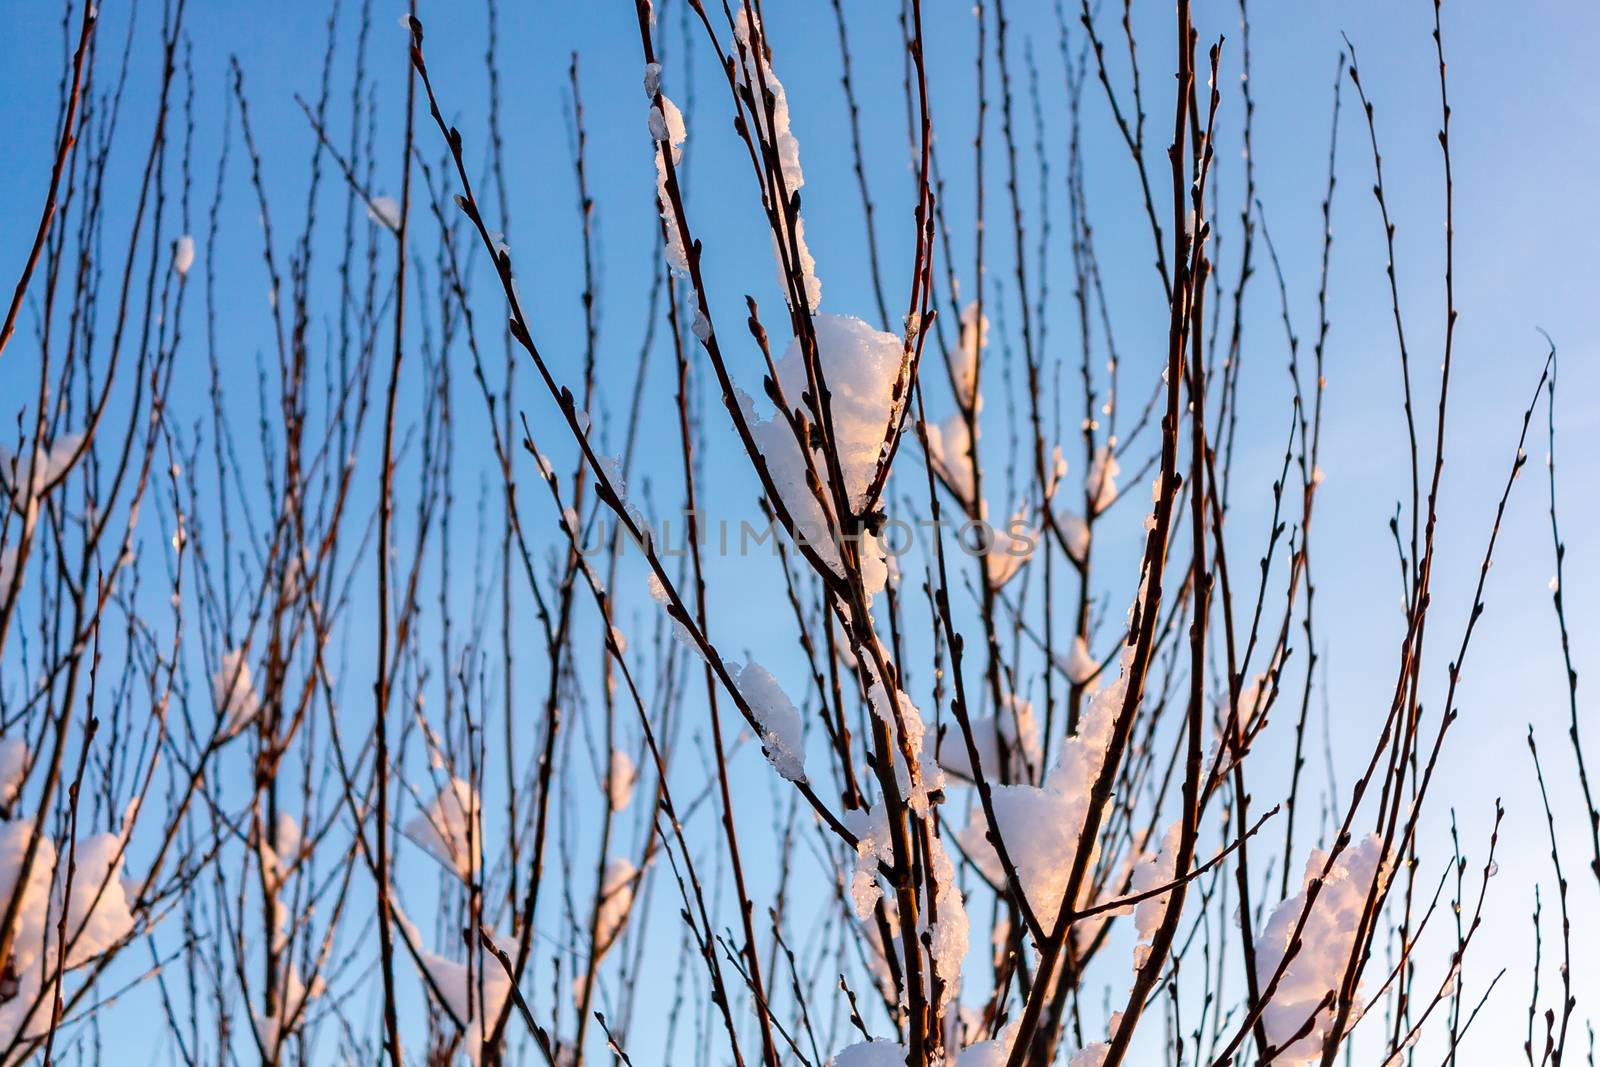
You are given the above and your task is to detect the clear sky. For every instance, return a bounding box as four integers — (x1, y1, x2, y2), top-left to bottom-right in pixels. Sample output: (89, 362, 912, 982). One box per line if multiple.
(1, 0, 1597, 1063)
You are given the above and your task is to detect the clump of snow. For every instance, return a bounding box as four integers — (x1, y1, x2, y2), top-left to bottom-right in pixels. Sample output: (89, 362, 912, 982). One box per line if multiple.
(954, 302, 988, 408)
(173, 234, 196, 275)
(925, 414, 976, 504)
(1254, 833, 1391, 1064)
(1069, 1044, 1109, 1067)
(367, 195, 400, 231)
(0, 819, 142, 1043)
(595, 857, 636, 956)
(924, 830, 968, 1006)
(0, 737, 26, 809)
(1060, 636, 1098, 686)
(935, 693, 1040, 784)
(958, 647, 1134, 921)
(753, 313, 905, 598)
(608, 748, 637, 811)
(56, 832, 138, 967)
(733, 10, 820, 312)
(1129, 821, 1182, 970)
(1086, 446, 1119, 513)
(956, 1028, 1016, 1067)
(403, 777, 481, 882)
(843, 800, 891, 920)
(1, 433, 83, 505)
(413, 941, 510, 1066)
(1055, 509, 1090, 563)
(252, 964, 326, 1054)
(646, 570, 698, 652)
(865, 672, 942, 817)
(732, 660, 806, 782)
(985, 504, 1037, 588)
(829, 1041, 907, 1067)
(648, 92, 690, 278)
(213, 648, 261, 737)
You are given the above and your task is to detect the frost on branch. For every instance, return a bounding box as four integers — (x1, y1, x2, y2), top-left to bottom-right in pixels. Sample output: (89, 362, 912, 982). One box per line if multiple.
(403, 776, 481, 882)
(1254, 833, 1391, 1064)
(752, 313, 904, 598)
(732, 659, 806, 782)
(733, 9, 820, 312)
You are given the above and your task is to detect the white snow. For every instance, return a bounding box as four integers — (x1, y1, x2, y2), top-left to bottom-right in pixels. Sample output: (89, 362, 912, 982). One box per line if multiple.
(367, 195, 400, 231)
(733, 660, 806, 782)
(608, 748, 637, 811)
(1055, 509, 1090, 563)
(935, 693, 1040, 784)
(924, 830, 968, 1006)
(865, 673, 942, 817)
(403, 777, 481, 882)
(0, 818, 141, 1044)
(251, 964, 325, 1053)
(173, 234, 196, 275)
(985, 504, 1036, 588)
(753, 313, 905, 598)
(957, 646, 1134, 920)
(843, 800, 891, 920)
(955, 301, 988, 408)
(0, 737, 26, 808)
(1129, 821, 1182, 970)
(1087, 446, 1119, 513)
(413, 941, 510, 1066)
(829, 1041, 907, 1067)
(1061, 636, 1098, 686)
(733, 10, 820, 312)
(649, 93, 690, 278)
(213, 648, 261, 737)
(1068, 1044, 1109, 1067)
(595, 856, 636, 955)
(1, 433, 83, 504)
(925, 414, 976, 504)
(1253, 833, 1391, 1065)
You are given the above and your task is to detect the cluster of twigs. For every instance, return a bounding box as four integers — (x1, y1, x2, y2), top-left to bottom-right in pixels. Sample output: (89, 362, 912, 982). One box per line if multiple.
(0, 1, 1588, 1065)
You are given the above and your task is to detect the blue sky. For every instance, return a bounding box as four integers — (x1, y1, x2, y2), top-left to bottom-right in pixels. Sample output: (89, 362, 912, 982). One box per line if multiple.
(2, 0, 1598, 1062)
